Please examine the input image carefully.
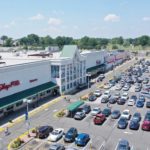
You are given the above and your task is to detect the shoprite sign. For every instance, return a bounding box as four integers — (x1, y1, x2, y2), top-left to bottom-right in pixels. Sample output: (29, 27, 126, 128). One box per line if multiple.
(0, 80, 20, 91)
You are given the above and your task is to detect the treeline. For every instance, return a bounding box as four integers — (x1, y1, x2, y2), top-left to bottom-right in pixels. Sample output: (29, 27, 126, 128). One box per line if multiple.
(0, 34, 150, 50)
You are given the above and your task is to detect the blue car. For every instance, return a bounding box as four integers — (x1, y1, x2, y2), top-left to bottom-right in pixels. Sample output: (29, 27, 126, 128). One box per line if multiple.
(132, 112, 141, 122)
(136, 100, 144, 108)
(75, 133, 90, 146)
(117, 117, 128, 129)
(139, 95, 145, 102)
(129, 119, 140, 130)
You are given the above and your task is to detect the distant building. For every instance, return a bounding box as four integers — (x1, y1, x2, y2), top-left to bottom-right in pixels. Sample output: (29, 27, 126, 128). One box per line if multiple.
(45, 46, 60, 53)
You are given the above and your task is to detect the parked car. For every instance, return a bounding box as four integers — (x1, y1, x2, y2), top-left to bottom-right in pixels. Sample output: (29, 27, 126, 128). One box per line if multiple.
(136, 100, 144, 108)
(135, 86, 141, 92)
(139, 95, 145, 102)
(127, 99, 135, 106)
(93, 90, 102, 97)
(48, 128, 64, 142)
(142, 111, 150, 131)
(114, 92, 120, 99)
(109, 97, 117, 104)
(102, 108, 111, 117)
(37, 126, 53, 139)
(121, 93, 129, 100)
(117, 98, 126, 105)
(132, 112, 141, 122)
(101, 96, 109, 103)
(111, 110, 121, 119)
(129, 119, 140, 130)
(49, 144, 65, 150)
(82, 105, 91, 114)
(146, 101, 150, 108)
(121, 110, 131, 120)
(116, 139, 130, 150)
(74, 112, 86, 120)
(88, 94, 97, 101)
(91, 107, 101, 116)
(93, 114, 106, 125)
(122, 85, 130, 91)
(103, 90, 111, 98)
(142, 120, 150, 131)
(115, 84, 122, 90)
(117, 117, 128, 129)
(64, 127, 78, 142)
(75, 133, 90, 146)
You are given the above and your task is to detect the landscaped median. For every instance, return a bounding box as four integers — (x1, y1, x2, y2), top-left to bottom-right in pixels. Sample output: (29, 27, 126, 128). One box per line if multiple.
(54, 109, 67, 118)
(8, 128, 37, 150)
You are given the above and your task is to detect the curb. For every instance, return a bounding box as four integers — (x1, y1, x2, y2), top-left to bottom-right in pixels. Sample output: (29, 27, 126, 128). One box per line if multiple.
(0, 96, 63, 133)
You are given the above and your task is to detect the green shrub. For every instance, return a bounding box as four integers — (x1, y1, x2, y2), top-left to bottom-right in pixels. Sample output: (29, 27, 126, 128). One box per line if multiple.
(11, 138, 23, 148)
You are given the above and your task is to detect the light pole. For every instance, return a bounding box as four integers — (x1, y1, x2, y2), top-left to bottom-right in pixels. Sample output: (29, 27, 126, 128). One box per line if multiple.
(23, 98, 32, 137)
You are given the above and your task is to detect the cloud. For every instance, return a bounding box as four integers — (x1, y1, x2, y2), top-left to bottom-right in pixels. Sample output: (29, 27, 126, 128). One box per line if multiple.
(73, 25, 79, 30)
(3, 21, 16, 29)
(48, 18, 62, 26)
(142, 17, 150, 21)
(104, 14, 120, 22)
(29, 13, 45, 21)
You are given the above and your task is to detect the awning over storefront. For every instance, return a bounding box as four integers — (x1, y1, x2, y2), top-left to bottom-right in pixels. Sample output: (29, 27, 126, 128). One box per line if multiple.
(87, 64, 106, 75)
(67, 100, 84, 112)
(0, 81, 58, 109)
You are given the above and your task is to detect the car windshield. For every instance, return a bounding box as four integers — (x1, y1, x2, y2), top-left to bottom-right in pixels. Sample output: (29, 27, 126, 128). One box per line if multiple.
(93, 108, 99, 111)
(118, 144, 127, 150)
(52, 130, 60, 135)
(123, 112, 129, 115)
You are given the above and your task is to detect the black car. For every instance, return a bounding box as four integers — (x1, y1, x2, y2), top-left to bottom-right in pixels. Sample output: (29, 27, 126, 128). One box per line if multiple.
(109, 97, 117, 104)
(89, 95, 97, 101)
(102, 108, 111, 117)
(117, 117, 128, 129)
(146, 101, 150, 108)
(117, 98, 126, 105)
(129, 119, 140, 130)
(130, 95, 137, 101)
(132, 112, 141, 122)
(37, 125, 53, 139)
(111, 110, 121, 119)
(82, 105, 91, 114)
(64, 127, 78, 142)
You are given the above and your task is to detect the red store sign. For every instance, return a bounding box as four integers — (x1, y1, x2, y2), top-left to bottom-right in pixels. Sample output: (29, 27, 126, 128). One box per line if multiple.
(29, 79, 38, 83)
(0, 80, 20, 91)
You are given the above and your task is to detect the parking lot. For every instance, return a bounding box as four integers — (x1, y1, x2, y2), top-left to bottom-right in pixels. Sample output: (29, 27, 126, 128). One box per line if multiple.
(18, 58, 150, 150)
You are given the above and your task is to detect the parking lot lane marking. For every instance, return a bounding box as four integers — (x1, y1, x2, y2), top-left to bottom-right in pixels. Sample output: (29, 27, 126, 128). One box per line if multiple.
(115, 143, 119, 150)
(99, 140, 106, 150)
(123, 131, 133, 135)
(33, 140, 45, 150)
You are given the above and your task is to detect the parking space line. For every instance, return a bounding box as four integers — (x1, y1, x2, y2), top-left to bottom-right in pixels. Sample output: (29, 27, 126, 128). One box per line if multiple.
(114, 143, 119, 150)
(33, 140, 45, 150)
(82, 139, 91, 150)
(99, 140, 106, 150)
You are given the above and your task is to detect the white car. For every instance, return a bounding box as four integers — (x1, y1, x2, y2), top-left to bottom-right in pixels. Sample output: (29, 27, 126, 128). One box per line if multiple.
(94, 90, 101, 97)
(121, 93, 129, 100)
(115, 84, 122, 90)
(103, 90, 111, 98)
(114, 92, 120, 99)
(48, 128, 64, 141)
(121, 110, 131, 120)
(91, 107, 101, 116)
(128, 99, 135, 106)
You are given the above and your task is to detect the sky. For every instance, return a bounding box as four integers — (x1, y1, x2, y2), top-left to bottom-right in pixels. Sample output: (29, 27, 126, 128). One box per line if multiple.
(0, 0, 150, 39)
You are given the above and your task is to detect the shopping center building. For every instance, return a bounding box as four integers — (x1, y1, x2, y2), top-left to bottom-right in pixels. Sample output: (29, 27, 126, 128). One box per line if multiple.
(0, 45, 129, 117)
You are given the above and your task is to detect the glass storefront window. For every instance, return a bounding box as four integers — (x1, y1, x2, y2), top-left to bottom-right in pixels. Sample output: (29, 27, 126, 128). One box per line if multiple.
(67, 84, 69, 89)
(62, 86, 65, 92)
(51, 65, 60, 78)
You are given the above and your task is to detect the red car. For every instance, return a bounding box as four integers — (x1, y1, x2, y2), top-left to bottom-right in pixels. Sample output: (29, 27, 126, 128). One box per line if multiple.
(93, 114, 106, 125)
(142, 120, 150, 131)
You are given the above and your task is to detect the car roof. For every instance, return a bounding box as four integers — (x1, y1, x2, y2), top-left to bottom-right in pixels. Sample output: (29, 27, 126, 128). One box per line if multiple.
(78, 133, 88, 138)
(38, 125, 49, 131)
(119, 139, 129, 145)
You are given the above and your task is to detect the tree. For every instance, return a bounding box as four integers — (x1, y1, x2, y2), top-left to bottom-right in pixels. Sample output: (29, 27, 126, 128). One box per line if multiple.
(111, 37, 124, 45)
(137, 35, 149, 46)
(27, 34, 39, 46)
(112, 45, 118, 49)
(19, 37, 28, 46)
(1, 35, 8, 45)
(4, 38, 13, 47)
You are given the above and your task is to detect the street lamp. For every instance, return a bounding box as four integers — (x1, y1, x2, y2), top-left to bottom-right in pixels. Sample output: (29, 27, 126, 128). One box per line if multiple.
(23, 98, 32, 136)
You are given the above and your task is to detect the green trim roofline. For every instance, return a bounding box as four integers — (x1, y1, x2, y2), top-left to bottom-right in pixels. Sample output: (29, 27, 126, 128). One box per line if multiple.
(87, 64, 106, 74)
(0, 81, 58, 110)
